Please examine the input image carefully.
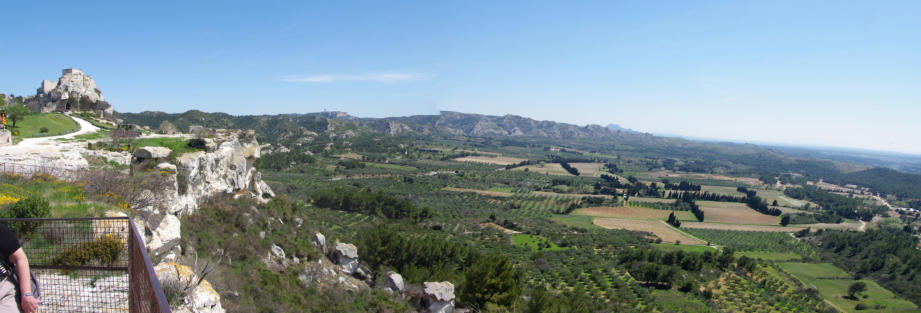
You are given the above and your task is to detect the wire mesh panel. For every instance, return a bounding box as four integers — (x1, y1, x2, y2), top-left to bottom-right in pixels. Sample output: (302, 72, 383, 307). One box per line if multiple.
(128, 219, 171, 313)
(0, 217, 170, 313)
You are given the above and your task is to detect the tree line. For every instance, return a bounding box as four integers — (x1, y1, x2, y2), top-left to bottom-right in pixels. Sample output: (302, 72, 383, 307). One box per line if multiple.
(312, 187, 432, 222)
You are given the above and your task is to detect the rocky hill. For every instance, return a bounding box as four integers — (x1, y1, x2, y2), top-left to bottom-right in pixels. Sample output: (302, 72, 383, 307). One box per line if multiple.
(23, 68, 116, 119)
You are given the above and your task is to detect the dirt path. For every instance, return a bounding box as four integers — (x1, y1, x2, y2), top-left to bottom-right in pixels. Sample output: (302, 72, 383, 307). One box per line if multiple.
(0, 114, 100, 154)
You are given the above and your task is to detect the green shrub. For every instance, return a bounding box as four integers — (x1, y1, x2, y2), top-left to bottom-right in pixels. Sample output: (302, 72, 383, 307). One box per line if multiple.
(52, 234, 123, 267)
(39, 127, 49, 133)
(0, 196, 52, 237)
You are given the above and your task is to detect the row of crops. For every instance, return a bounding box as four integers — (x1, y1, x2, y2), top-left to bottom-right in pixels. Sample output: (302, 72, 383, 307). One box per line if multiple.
(684, 229, 817, 259)
(529, 249, 656, 312)
(487, 194, 582, 218)
(626, 200, 680, 211)
(706, 265, 830, 313)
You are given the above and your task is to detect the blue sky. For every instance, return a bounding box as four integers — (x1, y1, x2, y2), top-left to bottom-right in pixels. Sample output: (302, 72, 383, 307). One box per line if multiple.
(2, 1, 919, 154)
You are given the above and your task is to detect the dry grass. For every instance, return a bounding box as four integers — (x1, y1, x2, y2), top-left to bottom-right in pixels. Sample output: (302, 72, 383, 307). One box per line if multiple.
(453, 155, 527, 165)
(697, 201, 779, 225)
(593, 218, 706, 245)
(479, 222, 521, 234)
(336, 152, 362, 160)
(443, 187, 513, 197)
(680, 222, 805, 232)
(575, 207, 695, 220)
(569, 162, 604, 177)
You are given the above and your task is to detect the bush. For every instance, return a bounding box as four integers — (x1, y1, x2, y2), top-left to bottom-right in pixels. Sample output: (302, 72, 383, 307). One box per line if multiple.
(0, 196, 52, 238)
(39, 127, 49, 133)
(52, 234, 123, 267)
(855, 303, 868, 310)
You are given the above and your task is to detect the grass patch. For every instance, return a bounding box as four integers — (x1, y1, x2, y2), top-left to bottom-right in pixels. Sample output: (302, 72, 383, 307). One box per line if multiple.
(364, 162, 416, 171)
(779, 262, 918, 313)
(653, 289, 716, 313)
(58, 129, 111, 142)
(511, 234, 564, 251)
(487, 186, 515, 193)
(652, 243, 715, 253)
(12, 113, 78, 138)
(131, 137, 201, 157)
(737, 250, 801, 261)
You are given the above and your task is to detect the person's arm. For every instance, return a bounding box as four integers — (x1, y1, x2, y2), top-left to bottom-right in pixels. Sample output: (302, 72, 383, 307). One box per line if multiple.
(9, 248, 38, 313)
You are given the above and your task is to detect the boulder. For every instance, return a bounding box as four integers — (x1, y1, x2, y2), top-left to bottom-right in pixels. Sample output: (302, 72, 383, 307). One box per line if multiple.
(147, 213, 181, 257)
(386, 272, 405, 293)
(134, 146, 172, 159)
(334, 242, 359, 275)
(0, 129, 11, 146)
(154, 262, 225, 313)
(423, 282, 455, 313)
(312, 233, 326, 251)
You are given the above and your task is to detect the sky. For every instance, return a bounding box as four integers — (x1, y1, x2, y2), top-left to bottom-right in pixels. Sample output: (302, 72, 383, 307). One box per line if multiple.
(1, 1, 919, 154)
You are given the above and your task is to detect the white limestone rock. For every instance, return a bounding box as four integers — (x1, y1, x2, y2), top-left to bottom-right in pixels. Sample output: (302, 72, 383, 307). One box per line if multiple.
(155, 262, 225, 313)
(334, 242, 359, 275)
(386, 272, 405, 293)
(423, 281, 455, 313)
(135, 146, 172, 159)
(147, 213, 181, 258)
(312, 232, 326, 251)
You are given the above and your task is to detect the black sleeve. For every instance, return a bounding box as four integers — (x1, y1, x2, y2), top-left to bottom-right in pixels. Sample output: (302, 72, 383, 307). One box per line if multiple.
(0, 222, 21, 260)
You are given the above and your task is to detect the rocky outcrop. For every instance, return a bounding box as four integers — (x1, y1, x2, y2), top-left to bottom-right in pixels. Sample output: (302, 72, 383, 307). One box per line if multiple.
(154, 262, 225, 313)
(0, 129, 10, 146)
(25, 68, 115, 118)
(334, 242, 359, 275)
(135, 146, 172, 159)
(423, 281, 455, 313)
(385, 272, 405, 294)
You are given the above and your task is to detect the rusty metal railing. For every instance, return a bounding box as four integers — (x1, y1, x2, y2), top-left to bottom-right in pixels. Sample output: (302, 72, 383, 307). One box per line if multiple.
(0, 217, 170, 313)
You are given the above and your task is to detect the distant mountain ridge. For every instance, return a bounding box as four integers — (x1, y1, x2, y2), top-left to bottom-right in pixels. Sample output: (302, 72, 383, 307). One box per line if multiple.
(121, 110, 652, 142)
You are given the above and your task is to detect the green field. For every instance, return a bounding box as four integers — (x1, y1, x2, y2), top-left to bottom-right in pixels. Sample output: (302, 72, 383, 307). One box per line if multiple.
(12, 113, 78, 138)
(651, 243, 715, 253)
(131, 137, 201, 157)
(511, 234, 564, 251)
(364, 162, 417, 171)
(779, 262, 918, 313)
(737, 250, 801, 261)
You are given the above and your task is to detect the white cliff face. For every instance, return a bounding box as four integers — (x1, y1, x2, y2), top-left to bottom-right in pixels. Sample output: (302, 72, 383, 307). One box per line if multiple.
(168, 129, 274, 215)
(141, 129, 273, 258)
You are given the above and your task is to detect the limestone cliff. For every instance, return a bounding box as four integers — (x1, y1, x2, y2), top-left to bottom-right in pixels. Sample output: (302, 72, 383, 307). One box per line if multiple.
(140, 129, 274, 259)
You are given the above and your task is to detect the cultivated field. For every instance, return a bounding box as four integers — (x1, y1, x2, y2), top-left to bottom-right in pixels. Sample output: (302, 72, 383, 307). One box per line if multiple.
(779, 263, 918, 313)
(444, 187, 513, 197)
(533, 191, 613, 199)
(697, 201, 779, 225)
(627, 196, 674, 203)
(510, 163, 574, 176)
(681, 222, 806, 232)
(648, 171, 762, 186)
(453, 155, 527, 165)
(569, 162, 604, 177)
(575, 207, 696, 221)
(593, 218, 706, 245)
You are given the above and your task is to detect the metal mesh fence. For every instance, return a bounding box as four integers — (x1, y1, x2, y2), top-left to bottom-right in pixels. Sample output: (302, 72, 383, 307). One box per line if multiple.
(0, 217, 170, 313)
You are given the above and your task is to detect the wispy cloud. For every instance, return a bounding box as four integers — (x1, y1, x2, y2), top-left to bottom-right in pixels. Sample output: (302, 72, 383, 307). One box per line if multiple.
(282, 72, 430, 83)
